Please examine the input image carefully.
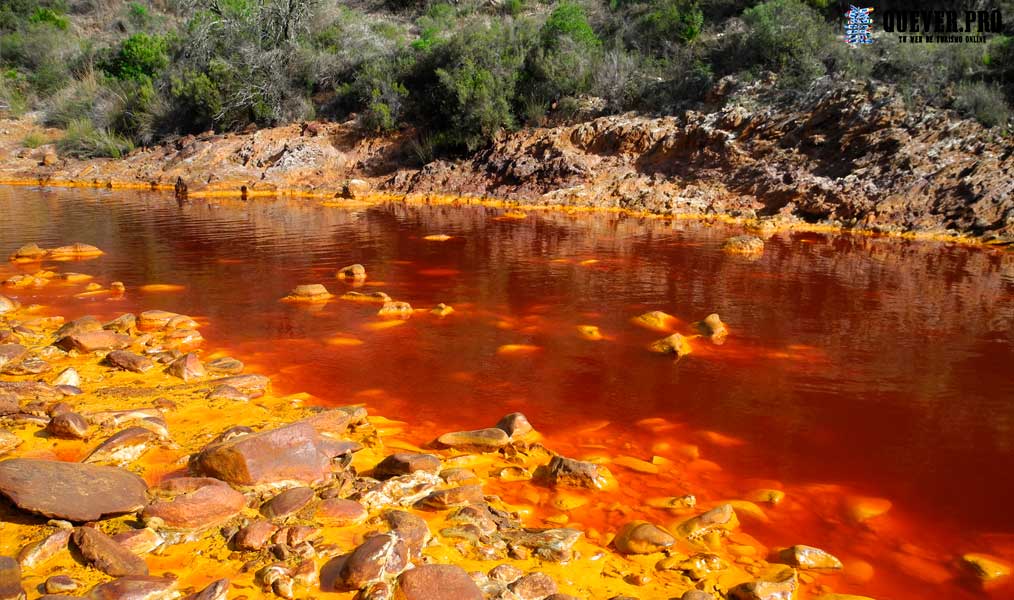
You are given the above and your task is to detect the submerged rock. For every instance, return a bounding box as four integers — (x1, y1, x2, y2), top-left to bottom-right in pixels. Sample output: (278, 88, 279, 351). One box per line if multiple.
(431, 303, 454, 316)
(0, 458, 147, 521)
(961, 553, 1011, 583)
(378, 301, 413, 318)
(47, 243, 104, 259)
(677, 504, 740, 542)
(165, 352, 206, 381)
(8, 243, 48, 262)
(649, 333, 692, 357)
(336, 263, 367, 281)
(341, 291, 392, 303)
(284, 284, 333, 302)
(613, 521, 676, 554)
(632, 310, 678, 332)
(205, 356, 244, 374)
(435, 428, 510, 452)
(695, 313, 728, 342)
(0, 295, 19, 314)
(210, 374, 270, 398)
(722, 235, 764, 255)
(778, 545, 843, 570)
(729, 568, 797, 600)
(539, 456, 614, 490)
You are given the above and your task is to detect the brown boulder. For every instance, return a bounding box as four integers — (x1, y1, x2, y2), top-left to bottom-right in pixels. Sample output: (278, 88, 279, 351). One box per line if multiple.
(316, 499, 368, 526)
(374, 453, 441, 479)
(337, 264, 367, 281)
(384, 510, 430, 556)
(234, 520, 278, 551)
(191, 422, 333, 487)
(420, 484, 484, 509)
(509, 573, 558, 600)
(205, 356, 244, 374)
(0, 344, 27, 371)
(55, 331, 130, 353)
(46, 412, 89, 439)
(55, 316, 103, 338)
(72, 526, 148, 577)
(435, 428, 510, 452)
(495, 412, 534, 439)
(261, 486, 314, 519)
(395, 564, 482, 600)
(0, 557, 24, 600)
(613, 521, 675, 554)
(105, 350, 154, 373)
(335, 533, 408, 590)
(209, 374, 270, 398)
(143, 478, 246, 531)
(83, 427, 158, 466)
(540, 456, 614, 490)
(165, 352, 206, 381)
(85, 576, 175, 600)
(16, 529, 70, 569)
(0, 459, 147, 521)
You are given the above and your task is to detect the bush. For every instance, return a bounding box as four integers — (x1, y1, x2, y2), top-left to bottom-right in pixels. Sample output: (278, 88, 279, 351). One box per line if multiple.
(57, 118, 134, 158)
(955, 82, 1010, 128)
(740, 0, 829, 86)
(21, 129, 46, 147)
(28, 7, 68, 30)
(541, 2, 600, 50)
(168, 69, 222, 133)
(638, 0, 703, 50)
(101, 33, 168, 81)
(354, 57, 411, 133)
(425, 19, 536, 151)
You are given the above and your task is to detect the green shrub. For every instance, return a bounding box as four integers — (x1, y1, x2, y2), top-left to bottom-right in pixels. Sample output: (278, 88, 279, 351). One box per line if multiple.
(354, 57, 410, 133)
(740, 0, 829, 86)
(28, 7, 67, 30)
(639, 0, 703, 49)
(101, 33, 168, 81)
(21, 129, 46, 147)
(169, 69, 222, 133)
(541, 2, 600, 50)
(57, 118, 134, 158)
(955, 82, 1010, 129)
(425, 20, 536, 151)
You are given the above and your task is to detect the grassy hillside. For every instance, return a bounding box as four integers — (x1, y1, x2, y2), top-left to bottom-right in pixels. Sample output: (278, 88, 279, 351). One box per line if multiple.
(2, 0, 1012, 159)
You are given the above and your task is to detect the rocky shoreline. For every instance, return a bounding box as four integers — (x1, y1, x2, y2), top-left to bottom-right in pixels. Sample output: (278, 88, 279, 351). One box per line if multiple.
(2, 79, 1014, 245)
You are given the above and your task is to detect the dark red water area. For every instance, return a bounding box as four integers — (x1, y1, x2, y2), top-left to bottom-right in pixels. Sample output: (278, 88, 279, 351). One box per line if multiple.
(2, 186, 1014, 599)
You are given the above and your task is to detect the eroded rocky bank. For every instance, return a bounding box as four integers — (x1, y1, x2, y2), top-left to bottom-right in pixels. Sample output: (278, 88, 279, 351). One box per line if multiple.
(2, 79, 1014, 244)
(1, 239, 1012, 600)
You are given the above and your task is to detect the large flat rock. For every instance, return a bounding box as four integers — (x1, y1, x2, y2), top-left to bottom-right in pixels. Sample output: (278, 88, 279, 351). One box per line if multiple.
(0, 458, 148, 521)
(191, 422, 333, 487)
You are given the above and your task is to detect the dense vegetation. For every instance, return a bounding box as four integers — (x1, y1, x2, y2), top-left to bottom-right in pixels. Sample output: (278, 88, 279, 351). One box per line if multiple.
(1, 0, 1012, 158)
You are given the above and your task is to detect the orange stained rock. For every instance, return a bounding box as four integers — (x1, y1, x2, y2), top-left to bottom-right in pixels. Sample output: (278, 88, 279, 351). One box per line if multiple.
(496, 344, 541, 355)
(325, 334, 365, 346)
(363, 319, 407, 331)
(139, 283, 186, 293)
(845, 495, 893, 523)
(423, 234, 453, 241)
(699, 430, 747, 447)
(576, 324, 604, 340)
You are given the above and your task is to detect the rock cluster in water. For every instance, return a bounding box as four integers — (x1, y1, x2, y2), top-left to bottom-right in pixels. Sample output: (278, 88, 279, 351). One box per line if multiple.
(0, 248, 1008, 600)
